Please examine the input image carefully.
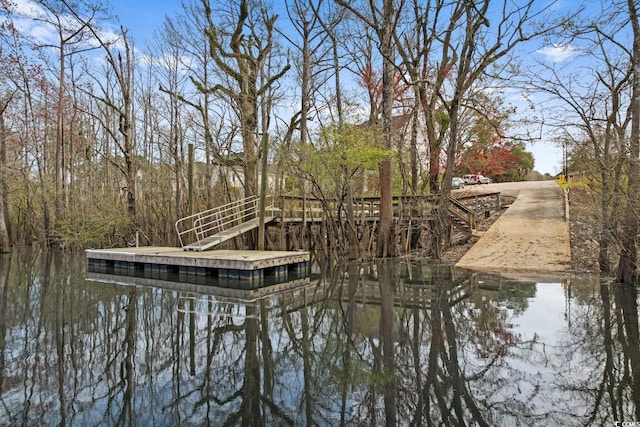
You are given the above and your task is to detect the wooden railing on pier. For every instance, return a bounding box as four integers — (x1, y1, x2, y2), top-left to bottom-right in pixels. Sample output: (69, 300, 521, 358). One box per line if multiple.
(175, 192, 501, 251)
(448, 197, 477, 233)
(276, 194, 435, 224)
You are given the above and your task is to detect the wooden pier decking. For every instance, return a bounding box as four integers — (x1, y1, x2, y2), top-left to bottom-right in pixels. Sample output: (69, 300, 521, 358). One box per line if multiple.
(86, 247, 310, 290)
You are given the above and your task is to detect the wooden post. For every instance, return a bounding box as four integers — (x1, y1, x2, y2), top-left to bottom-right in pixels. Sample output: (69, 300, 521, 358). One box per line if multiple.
(188, 144, 194, 216)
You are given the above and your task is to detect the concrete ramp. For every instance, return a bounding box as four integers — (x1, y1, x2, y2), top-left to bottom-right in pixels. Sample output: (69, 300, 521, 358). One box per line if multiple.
(455, 181, 571, 275)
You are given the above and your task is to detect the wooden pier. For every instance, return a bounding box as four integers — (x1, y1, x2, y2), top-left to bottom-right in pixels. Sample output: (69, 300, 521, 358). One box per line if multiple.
(85, 192, 502, 291)
(86, 247, 310, 290)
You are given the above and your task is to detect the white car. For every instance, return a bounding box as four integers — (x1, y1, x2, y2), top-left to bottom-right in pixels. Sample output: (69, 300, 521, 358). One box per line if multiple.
(463, 174, 480, 185)
(452, 177, 465, 189)
(478, 175, 491, 184)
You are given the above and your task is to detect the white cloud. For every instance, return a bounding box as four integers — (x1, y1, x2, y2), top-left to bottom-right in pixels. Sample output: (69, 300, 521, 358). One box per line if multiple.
(536, 44, 580, 63)
(7, 0, 129, 60)
(11, 0, 43, 18)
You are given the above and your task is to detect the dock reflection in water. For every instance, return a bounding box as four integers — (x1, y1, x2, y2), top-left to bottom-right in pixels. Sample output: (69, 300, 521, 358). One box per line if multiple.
(0, 248, 639, 425)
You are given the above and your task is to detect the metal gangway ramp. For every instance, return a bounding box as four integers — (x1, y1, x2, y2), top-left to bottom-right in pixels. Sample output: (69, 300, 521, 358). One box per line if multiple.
(175, 196, 279, 251)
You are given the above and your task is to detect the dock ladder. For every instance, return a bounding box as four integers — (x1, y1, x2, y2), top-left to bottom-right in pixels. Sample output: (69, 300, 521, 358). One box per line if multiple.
(175, 195, 279, 251)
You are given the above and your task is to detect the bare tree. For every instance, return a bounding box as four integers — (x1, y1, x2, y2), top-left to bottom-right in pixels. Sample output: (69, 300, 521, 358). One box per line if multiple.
(531, 20, 631, 273)
(195, 0, 289, 249)
(80, 25, 138, 217)
(198, 0, 290, 201)
(152, 19, 193, 222)
(425, 0, 561, 257)
(282, 0, 362, 255)
(285, 0, 321, 146)
(618, 0, 640, 284)
(30, 0, 106, 217)
(394, 0, 454, 195)
(0, 92, 13, 252)
(167, 0, 220, 210)
(0, 13, 53, 244)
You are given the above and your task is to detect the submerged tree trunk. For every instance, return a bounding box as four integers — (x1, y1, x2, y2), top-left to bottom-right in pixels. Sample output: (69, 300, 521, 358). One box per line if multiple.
(376, 0, 397, 258)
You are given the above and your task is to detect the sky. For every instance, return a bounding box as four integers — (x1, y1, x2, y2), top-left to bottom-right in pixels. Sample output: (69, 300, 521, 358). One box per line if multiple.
(111, 0, 179, 43)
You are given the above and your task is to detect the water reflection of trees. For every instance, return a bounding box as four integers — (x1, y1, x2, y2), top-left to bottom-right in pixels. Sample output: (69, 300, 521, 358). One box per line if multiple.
(552, 281, 640, 423)
(0, 252, 10, 400)
(306, 262, 640, 425)
(293, 259, 533, 425)
(1, 249, 640, 425)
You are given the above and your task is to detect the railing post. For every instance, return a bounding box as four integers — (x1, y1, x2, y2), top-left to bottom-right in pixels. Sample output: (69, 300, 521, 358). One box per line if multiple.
(193, 217, 201, 248)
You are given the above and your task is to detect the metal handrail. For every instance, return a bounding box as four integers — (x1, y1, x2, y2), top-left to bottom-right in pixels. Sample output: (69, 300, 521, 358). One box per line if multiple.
(175, 196, 255, 248)
(175, 195, 277, 249)
(192, 198, 258, 246)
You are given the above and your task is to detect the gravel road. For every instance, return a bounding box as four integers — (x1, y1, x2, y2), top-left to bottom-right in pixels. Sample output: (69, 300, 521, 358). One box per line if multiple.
(454, 180, 571, 276)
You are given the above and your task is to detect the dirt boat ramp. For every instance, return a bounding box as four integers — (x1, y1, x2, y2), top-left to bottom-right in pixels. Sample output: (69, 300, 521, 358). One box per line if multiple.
(454, 180, 571, 276)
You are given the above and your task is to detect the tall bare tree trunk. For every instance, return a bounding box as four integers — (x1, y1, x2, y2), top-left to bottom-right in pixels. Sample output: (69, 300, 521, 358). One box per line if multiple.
(618, 0, 640, 284)
(0, 114, 11, 253)
(376, 0, 397, 258)
(122, 44, 137, 218)
(70, 7, 138, 219)
(0, 98, 10, 252)
(201, 0, 289, 248)
(335, 0, 398, 257)
(0, 174, 8, 253)
(55, 40, 64, 220)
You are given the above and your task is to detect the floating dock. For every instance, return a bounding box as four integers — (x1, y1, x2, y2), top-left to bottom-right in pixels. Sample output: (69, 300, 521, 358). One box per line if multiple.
(86, 271, 313, 301)
(86, 247, 310, 290)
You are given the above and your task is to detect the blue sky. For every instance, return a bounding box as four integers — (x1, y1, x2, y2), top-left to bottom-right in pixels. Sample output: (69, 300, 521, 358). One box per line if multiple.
(111, 0, 182, 44)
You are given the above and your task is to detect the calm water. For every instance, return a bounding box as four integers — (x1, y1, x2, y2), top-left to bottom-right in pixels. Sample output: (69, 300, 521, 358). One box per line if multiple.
(0, 248, 639, 426)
